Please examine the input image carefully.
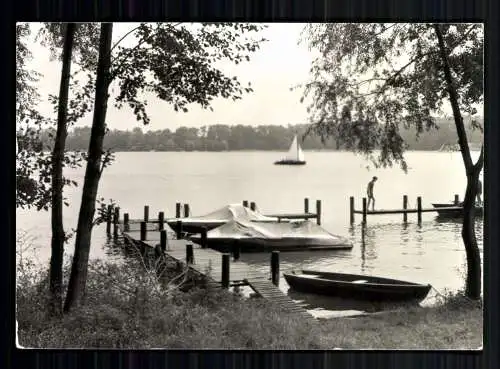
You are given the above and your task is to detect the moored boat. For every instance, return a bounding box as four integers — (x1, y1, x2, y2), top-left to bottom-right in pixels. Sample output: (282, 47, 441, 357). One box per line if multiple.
(166, 204, 280, 234)
(283, 270, 431, 302)
(190, 219, 353, 252)
(431, 203, 483, 218)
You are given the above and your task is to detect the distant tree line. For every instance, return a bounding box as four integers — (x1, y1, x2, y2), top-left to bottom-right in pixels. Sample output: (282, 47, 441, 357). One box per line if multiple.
(25, 118, 483, 153)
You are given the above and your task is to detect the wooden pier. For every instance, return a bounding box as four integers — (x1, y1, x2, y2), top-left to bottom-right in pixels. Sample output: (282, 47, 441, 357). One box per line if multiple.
(114, 212, 317, 324)
(349, 194, 463, 225)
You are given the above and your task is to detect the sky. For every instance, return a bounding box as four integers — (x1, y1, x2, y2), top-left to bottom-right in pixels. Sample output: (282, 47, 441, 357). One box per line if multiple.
(26, 23, 315, 132)
(23, 23, 480, 133)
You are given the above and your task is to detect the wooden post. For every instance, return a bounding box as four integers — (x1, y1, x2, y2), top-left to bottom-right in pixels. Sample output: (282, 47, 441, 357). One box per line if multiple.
(175, 202, 181, 218)
(454, 194, 460, 205)
(242, 200, 249, 208)
(113, 214, 119, 239)
(362, 197, 367, 225)
(304, 197, 309, 214)
(106, 205, 112, 234)
(144, 205, 149, 222)
(271, 251, 280, 286)
(158, 211, 164, 230)
(113, 207, 120, 224)
(124, 213, 130, 232)
(140, 221, 147, 241)
(316, 199, 322, 225)
(232, 240, 240, 261)
(349, 196, 355, 225)
(186, 244, 194, 264)
(250, 202, 256, 211)
(221, 253, 230, 288)
(160, 230, 167, 252)
(201, 227, 207, 249)
(176, 220, 182, 239)
(417, 196, 422, 224)
(184, 203, 190, 218)
(403, 195, 408, 223)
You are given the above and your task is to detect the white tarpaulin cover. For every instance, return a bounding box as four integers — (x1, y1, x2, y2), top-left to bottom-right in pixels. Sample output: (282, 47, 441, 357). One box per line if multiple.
(206, 218, 351, 245)
(178, 203, 279, 223)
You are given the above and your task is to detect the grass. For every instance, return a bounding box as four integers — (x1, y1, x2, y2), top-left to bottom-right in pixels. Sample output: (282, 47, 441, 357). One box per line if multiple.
(317, 294, 482, 349)
(16, 242, 482, 349)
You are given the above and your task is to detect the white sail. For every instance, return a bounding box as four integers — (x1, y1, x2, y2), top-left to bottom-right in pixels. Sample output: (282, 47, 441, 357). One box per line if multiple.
(283, 135, 305, 161)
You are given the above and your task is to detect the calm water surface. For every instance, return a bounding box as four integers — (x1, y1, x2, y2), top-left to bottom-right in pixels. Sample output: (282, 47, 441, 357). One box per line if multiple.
(16, 151, 483, 317)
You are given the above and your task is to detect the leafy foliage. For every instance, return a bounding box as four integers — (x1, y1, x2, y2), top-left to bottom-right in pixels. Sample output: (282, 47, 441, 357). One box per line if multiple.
(301, 23, 483, 172)
(111, 23, 265, 124)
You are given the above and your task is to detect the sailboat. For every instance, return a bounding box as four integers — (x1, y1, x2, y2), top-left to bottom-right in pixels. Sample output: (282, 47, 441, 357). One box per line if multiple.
(274, 135, 306, 165)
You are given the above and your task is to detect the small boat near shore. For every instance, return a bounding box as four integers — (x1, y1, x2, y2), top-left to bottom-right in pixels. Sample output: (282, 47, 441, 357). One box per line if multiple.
(283, 270, 431, 302)
(274, 135, 306, 165)
(431, 203, 483, 218)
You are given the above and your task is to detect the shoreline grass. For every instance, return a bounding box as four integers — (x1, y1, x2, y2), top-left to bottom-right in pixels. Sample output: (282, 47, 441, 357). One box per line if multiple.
(16, 248, 482, 349)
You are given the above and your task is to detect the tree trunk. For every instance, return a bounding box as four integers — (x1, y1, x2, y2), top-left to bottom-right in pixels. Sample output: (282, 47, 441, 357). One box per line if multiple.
(63, 23, 113, 312)
(49, 23, 76, 317)
(434, 24, 483, 300)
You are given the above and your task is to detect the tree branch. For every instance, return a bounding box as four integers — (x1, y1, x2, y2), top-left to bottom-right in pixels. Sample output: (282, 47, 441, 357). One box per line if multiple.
(109, 22, 183, 81)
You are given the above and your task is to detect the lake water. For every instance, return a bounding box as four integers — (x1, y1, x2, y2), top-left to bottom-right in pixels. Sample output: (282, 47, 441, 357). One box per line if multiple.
(16, 150, 483, 317)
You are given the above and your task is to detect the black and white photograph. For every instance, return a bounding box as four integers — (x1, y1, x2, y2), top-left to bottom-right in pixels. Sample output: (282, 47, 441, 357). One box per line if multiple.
(16, 22, 483, 350)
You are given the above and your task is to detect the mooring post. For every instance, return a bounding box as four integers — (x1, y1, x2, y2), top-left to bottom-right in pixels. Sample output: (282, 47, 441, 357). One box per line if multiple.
(316, 199, 322, 225)
(242, 200, 249, 208)
(271, 251, 280, 286)
(113, 207, 120, 224)
(222, 253, 230, 288)
(250, 202, 256, 211)
(349, 196, 355, 225)
(454, 194, 460, 205)
(124, 213, 130, 232)
(140, 221, 147, 241)
(144, 205, 149, 222)
(232, 240, 240, 261)
(201, 227, 207, 249)
(403, 195, 408, 223)
(113, 223, 118, 239)
(176, 220, 183, 239)
(184, 203, 190, 218)
(158, 211, 164, 230)
(175, 202, 181, 218)
(106, 205, 112, 234)
(186, 244, 194, 264)
(160, 229, 167, 252)
(304, 197, 309, 214)
(417, 196, 422, 224)
(362, 197, 367, 225)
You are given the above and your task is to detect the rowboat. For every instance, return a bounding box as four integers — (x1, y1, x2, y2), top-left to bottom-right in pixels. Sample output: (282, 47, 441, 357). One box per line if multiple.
(283, 270, 431, 302)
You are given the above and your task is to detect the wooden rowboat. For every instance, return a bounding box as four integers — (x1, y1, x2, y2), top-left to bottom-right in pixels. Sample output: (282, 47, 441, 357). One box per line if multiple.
(283, 270, 431, 302)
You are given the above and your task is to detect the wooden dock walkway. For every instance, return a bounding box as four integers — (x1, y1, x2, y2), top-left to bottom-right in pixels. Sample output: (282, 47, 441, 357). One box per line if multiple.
(117, 221, 317, 324)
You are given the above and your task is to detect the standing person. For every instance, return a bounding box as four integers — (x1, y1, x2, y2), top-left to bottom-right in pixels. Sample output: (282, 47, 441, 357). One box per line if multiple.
(367, 176, 378, 211)
(476, 177, 482, 205)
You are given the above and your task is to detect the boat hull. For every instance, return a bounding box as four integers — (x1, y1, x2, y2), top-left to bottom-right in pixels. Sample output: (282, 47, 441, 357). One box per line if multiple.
(284, 270, 431, 302)
(166, 220, 225, 234)
(189, 236, 353, 252)
(431, 203, 483, 218)
(274, 160, 306, 165)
